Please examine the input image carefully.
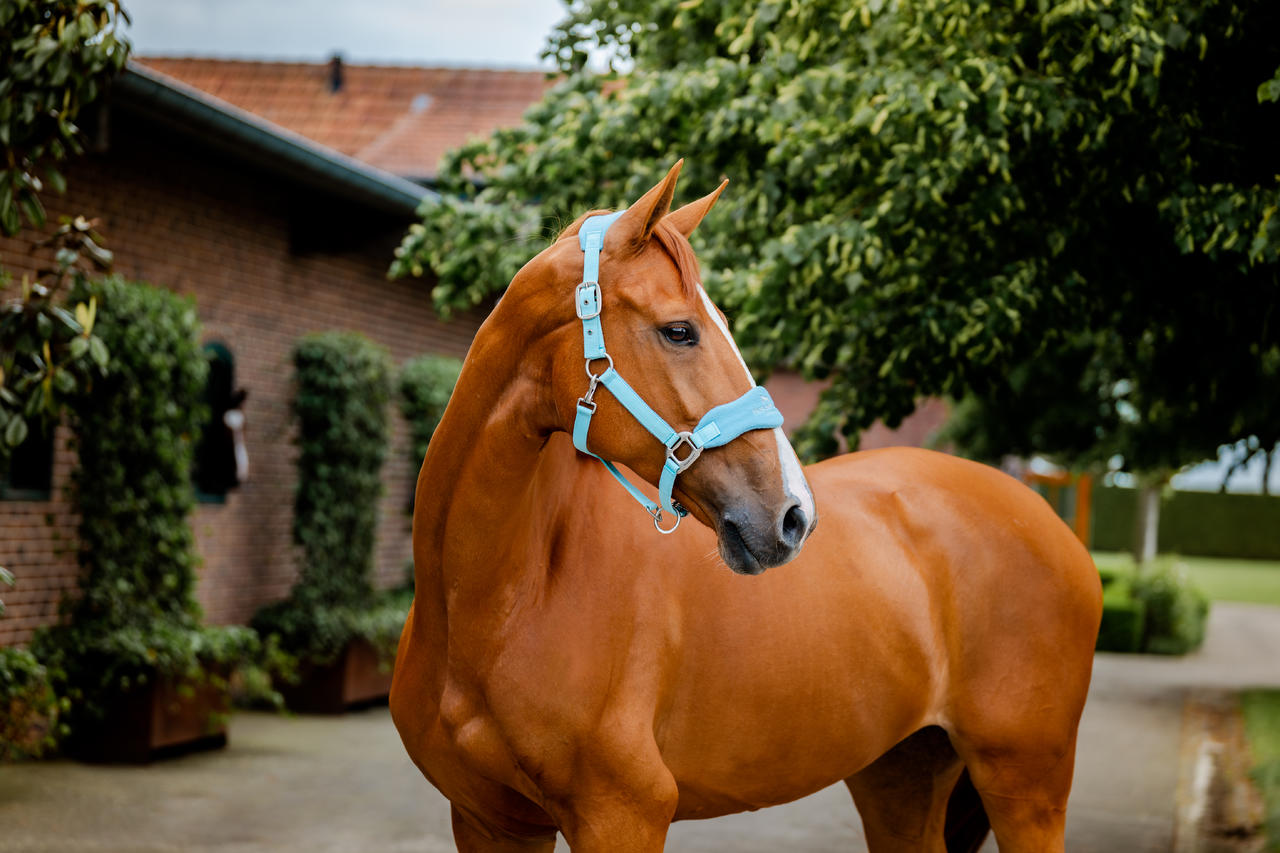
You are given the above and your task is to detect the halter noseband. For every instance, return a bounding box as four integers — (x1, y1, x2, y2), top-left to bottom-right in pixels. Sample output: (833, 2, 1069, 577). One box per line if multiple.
(570, 211, 785, 534)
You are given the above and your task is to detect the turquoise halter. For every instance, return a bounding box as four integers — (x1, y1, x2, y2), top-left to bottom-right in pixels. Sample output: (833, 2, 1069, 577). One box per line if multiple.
(570, 211, 785, 534)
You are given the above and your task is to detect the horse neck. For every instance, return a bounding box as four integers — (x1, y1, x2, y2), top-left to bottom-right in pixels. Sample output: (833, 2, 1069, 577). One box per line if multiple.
(411, 309, 566, 620)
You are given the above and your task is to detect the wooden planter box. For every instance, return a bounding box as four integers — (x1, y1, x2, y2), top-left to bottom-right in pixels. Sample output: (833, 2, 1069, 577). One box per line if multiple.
(279, 638, 393, 714)
(67, 676, 230, 764)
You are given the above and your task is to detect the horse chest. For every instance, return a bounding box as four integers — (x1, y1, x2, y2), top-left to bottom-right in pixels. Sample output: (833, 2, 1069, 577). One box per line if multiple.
(437, 688, 507, 773)
(412, 679, 556, 825)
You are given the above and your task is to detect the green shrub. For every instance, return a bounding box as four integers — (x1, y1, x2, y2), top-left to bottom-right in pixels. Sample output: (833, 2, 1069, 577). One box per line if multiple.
(252, 332, 393, 665)
(0, 646, 63, 760)
(1097, 565, 1123, 590)
(1096, 579, 1146, 653)
(1134, 559, 1210, 655)
(251, 588, 411, 679)
(1093, 557, 1210, 655)
(398, 353, 462, 467)
(32, 277, 260, 734)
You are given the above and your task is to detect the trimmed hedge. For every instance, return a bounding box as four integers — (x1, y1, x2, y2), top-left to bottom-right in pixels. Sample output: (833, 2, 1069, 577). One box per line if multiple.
(251, 331, 396, 666)
(1097, 579, 1146, 653)
(1091, 486, 1280, 560)
(398, 353, 462, 468)
(292, 332, 391, 607)
(1094, 558, 1210, 655)
(32, 277, 259, 735)
(1091, 486, 1139, 553)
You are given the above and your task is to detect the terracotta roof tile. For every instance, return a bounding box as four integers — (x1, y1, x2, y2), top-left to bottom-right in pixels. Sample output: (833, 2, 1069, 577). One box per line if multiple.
(135, 57, 554, 179)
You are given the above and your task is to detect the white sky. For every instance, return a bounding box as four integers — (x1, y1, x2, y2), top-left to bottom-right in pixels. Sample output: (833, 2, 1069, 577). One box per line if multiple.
(121, 0, 567, 68)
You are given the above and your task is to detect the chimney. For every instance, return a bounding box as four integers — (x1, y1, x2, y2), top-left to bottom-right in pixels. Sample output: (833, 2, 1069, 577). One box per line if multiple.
(328, 53, 344, 93)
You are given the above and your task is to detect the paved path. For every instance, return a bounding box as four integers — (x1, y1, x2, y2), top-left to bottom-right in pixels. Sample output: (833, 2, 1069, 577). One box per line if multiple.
(1, 602, 1277, 852)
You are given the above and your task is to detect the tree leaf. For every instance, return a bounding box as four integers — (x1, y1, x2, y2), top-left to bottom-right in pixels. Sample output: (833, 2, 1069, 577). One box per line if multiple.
(4, 413, 28, 448)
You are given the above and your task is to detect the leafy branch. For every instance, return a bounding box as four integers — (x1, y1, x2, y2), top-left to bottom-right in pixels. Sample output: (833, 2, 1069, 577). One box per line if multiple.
(0, 216, 110, 457)
(0, 0, 130, 235)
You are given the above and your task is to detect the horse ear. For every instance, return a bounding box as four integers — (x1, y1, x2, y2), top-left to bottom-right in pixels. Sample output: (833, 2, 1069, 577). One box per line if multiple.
(610, 160, 683, 254)
(664, 179, 728, 238)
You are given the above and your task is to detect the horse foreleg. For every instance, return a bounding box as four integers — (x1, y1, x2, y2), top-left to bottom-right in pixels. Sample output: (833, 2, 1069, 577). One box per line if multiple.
(450, 805, 557, 853)
(545, 751, 679, 852)
(845, 727, 970, 853)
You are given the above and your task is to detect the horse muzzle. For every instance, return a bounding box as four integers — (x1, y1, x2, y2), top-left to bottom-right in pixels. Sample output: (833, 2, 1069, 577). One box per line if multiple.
(715, 499, 814, 575)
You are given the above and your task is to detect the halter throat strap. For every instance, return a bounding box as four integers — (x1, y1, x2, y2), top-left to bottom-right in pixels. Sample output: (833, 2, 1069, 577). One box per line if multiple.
(569, 211, 784, 533)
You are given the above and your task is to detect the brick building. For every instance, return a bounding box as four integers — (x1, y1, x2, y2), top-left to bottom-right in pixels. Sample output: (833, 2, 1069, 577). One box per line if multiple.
(127, 57, 948, 447)
(1, 57, 947, 646)
(0, 61, 544, 645)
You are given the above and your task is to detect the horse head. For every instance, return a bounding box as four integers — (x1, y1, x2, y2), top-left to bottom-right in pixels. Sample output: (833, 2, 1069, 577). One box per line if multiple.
(506, 161, 816, 574)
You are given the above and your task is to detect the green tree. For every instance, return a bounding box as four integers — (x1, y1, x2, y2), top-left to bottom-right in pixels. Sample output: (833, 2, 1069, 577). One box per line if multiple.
(0, 220, 111, 615)
(0, 0, 130, 236)
(1, 0, 126, 462)
(1, 1, 126, 608)
(390, 0, 1279, 477)
(0, 217, 111, 454)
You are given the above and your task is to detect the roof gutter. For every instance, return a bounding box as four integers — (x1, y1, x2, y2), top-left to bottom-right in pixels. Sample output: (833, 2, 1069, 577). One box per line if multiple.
(113, 62, 438, 217)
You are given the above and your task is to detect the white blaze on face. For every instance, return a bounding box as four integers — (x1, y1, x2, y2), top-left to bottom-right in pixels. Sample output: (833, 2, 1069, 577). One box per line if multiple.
(696, 286, 817, 526)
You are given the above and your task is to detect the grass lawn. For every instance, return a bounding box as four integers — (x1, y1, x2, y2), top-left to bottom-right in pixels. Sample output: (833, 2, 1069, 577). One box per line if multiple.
(1242, 689, 1280, 852)
(1092, 552, 1280, 607)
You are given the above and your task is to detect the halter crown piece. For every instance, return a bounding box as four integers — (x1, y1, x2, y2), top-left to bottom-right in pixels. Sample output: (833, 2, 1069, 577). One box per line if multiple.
(571, 211, 785, 534)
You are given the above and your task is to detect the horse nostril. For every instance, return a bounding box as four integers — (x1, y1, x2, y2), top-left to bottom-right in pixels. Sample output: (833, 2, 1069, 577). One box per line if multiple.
(780, 503, 808, 549)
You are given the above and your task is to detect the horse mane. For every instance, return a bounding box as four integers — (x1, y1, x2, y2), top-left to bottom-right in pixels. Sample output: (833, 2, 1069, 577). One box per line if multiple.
(558, 210, 700, 299)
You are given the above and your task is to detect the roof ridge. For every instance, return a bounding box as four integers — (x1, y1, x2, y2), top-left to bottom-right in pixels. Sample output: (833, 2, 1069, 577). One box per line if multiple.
(355, 106, 433, 164)
(135, 55, 554, 75)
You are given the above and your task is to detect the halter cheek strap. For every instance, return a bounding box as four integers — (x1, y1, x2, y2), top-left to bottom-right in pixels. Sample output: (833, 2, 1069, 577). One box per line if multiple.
(570, 211, 784, 533)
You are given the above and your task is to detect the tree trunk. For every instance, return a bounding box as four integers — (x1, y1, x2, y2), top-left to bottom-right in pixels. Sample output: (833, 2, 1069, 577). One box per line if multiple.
(1263, 445, 1275, 497)
(1132, 481, 1163, 566)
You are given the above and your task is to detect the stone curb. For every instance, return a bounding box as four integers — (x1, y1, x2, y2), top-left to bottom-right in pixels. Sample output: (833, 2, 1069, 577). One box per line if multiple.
(1174, 689, 1266, 853)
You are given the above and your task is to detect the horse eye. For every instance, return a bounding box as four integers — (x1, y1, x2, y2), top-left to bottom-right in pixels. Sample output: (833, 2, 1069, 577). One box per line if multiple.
(661, 323, 697, 345)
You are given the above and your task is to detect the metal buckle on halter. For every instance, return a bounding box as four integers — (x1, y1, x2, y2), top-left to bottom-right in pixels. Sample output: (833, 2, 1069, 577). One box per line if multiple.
(575, 283, 602, 320)
(666, 432, 703, 473)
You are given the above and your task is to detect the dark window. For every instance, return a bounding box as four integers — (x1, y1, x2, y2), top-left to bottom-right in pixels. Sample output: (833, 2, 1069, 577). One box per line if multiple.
(193, 342, 244, 503)
(1, 425, 55, 501)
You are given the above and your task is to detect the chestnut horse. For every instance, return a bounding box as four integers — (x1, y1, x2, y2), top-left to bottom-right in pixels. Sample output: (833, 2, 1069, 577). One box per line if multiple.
(391, 162, 1102, 852)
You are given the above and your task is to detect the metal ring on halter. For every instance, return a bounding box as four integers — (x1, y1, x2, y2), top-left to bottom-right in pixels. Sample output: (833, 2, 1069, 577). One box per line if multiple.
(652, 508, 682, 534)
(667, 432, 703, 473)
(584, 353, 614, 381)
